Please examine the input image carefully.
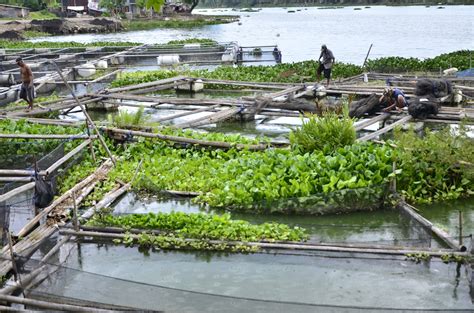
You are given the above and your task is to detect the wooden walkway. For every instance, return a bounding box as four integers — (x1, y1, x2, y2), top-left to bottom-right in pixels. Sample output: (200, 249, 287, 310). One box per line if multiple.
(0, 160, 113, 277)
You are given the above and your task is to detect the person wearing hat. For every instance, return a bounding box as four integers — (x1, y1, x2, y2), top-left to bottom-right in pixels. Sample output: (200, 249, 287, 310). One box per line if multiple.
(317, 44, 335, 87)
(16, 57, 35, 110)
(379, 87, 407, 113)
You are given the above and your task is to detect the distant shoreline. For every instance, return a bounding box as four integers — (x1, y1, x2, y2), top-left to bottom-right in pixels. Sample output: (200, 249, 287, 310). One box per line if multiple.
(196, 1, 473, 9)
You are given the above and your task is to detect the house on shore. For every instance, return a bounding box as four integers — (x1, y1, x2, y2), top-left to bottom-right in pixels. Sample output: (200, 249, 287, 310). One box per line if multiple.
(0, 4, 29, 18)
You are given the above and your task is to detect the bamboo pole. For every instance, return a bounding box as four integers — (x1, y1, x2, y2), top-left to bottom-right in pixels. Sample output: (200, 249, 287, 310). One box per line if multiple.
(80, 184, 122, 220)
(101, 127, 270, 151)
(127, 81, 190, 95)
(0, 182, 35, 203)
(0, 170, 34, 176)
(173, 107, 241, 129)
(0, 177, 34, 182)
(354, 113, 390, 131)
(60, 229, 468, 258)
(0, 116, 81, 127)
(91, 69, 121, 83)
(397, 201, 465, 251)
(97, 93, 251, 107)
(200, 79, 288, 90)
(39, 139, 91, 176)
(50, 61, 116, 166)
(14, 160, 113, 239)
(155, 104, 221, 123)
(0, 134, 93, 140)
(357, 115, 413, 142)
(104, 75, 188, 93)
(0, 294, 114, 312)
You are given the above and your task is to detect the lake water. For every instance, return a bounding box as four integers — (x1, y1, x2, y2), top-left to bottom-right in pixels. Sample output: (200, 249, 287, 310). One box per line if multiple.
(33, 6, 474, 64)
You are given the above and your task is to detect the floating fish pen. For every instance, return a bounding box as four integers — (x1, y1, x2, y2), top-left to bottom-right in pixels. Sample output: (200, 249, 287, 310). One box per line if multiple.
(0, 48, 472, 311)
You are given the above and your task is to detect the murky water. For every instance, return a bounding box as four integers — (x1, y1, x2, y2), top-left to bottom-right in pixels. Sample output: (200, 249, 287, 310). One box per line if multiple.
(32, 242, 473, 312)
(112, 192, 444, 248)
(32, 6, 474, 64)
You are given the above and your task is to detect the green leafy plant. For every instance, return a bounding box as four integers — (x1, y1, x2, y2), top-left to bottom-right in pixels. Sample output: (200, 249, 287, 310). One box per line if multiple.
(394, 124, 474, 203)
(289, 107, 356, 154)
(89, 211, 308, 242)
(108, 106, 151, 129)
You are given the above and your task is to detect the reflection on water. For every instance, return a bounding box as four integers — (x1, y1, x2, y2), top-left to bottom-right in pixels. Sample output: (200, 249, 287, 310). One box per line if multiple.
(418, 197, 474, 239)
(31, 6, 474, 64)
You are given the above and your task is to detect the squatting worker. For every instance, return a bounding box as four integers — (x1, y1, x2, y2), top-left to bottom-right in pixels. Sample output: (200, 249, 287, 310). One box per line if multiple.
(317, 44, 335, 87)
(379, 87, 407, 113)
(16, 57, 35, 110)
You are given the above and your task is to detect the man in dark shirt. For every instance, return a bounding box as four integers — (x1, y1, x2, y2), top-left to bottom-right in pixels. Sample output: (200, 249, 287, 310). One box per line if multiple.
(16, 57, 35, 110)
(317, 44, 335, 87)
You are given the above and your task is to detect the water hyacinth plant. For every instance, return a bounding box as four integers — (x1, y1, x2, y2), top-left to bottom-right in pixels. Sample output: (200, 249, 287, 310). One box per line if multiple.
(289, 107, 356, 154)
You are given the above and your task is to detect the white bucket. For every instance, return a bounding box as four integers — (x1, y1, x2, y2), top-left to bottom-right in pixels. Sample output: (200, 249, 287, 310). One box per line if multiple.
(96, 60, 108, 69)
(157, 55, 180, 66)
(76, 63, 96, 78)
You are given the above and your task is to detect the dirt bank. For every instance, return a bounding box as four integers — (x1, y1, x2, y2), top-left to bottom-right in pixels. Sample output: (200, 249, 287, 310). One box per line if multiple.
(0, 17, 123, 39)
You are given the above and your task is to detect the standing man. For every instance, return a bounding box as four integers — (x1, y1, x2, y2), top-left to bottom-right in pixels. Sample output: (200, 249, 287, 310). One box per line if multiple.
(317, 44, 335, 87)
(16, 57, 34, 110)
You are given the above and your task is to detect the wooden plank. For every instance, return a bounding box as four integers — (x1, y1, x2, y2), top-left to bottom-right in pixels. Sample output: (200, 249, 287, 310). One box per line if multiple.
(105, 75, 188, 93)
(357, 115, 412, 142)
(0, 182, 35, 203)
(354, 113, 390, 131)
(81, 184, 129, 220)
(155, 104, 221, 123)
(0, 294, 113, 312)
(0, 134, 92, 140)
(265, 85, 305, 99)
(102, 127, 271, 151)
(398, 201, 463, 250)
(0, 177, 34, 182)
(173, 107, 241, 129)
(14, 159, 113, 240)
(0, 169, 34, 176)
(60, 229, 468, 258)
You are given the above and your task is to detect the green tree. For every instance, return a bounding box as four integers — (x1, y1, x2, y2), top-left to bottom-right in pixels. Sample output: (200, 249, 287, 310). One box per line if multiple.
(144, 0, 165, 11)
(99, 0, 125, 17)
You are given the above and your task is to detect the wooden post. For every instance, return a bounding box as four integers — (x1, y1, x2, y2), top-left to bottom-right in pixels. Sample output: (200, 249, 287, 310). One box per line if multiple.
(458, 211, 463, 246)
(0, 294, 113, 312)
(362, 43, 373, 68)
(391, 160, 397, 194)
(6, 231, 25, 297)
(72, 192, 79, 232)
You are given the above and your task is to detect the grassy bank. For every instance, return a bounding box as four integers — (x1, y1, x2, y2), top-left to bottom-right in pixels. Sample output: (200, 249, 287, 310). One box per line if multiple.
(125, 15, 237, 30)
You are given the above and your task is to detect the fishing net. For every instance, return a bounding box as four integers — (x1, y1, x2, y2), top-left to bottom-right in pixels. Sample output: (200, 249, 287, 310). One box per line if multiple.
(415, 79, 452, 98)
(408, 97, 440, 119)
(1, 238, 471, 313)
(349, 93, 381, 118)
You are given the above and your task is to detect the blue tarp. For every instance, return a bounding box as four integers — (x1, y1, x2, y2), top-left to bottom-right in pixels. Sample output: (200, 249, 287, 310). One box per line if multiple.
(456, 68, 474, 77)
